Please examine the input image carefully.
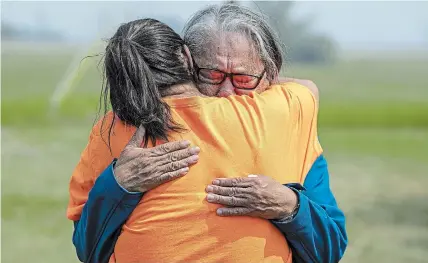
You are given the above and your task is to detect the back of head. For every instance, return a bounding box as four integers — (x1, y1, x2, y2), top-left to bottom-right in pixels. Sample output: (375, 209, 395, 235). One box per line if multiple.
(102, 18, 192, 146)
(183, 3, 283, 81)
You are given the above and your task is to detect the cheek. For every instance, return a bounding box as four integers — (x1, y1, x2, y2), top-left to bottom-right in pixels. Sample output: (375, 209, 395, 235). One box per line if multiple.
(198, 83, 220, 96)
(255, 78, 270, 94)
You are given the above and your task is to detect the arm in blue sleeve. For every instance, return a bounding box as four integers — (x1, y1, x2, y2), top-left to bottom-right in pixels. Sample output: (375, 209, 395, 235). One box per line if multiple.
(72, 160, 143, 263)
(272, 154, 348, 263)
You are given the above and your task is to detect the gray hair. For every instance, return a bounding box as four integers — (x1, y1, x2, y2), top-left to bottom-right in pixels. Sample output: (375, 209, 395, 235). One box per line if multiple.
(183, 3, 284, 81)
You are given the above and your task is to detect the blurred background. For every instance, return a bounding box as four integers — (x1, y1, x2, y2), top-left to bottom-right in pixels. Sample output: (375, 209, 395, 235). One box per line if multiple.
(2, 1, 428, 262)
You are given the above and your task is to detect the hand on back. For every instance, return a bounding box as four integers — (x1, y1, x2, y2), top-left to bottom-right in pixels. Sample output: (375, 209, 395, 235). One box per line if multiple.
(114, 125, 200, 193)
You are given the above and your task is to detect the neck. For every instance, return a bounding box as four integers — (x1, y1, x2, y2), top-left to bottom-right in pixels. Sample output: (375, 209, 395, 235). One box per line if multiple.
(163, 82, 206, 98)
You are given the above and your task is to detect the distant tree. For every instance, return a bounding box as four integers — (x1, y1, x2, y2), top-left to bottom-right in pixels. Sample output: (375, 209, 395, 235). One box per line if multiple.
(252, 1, 337, 64)
(1, 22, 23, 39)
(225, 0, 240, 4)
(1, 21, 63, 41)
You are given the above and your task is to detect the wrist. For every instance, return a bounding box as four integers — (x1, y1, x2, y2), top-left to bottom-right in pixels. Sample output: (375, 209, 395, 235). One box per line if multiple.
(112, 160, 141, 194)
(277, 188, 300, 220)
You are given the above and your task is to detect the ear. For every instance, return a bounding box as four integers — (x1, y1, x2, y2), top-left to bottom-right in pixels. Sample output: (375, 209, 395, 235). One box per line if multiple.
(182, 44, 194, 72)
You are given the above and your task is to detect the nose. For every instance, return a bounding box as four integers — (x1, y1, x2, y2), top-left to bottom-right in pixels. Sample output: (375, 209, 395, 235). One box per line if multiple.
(216, 77, 236, 97)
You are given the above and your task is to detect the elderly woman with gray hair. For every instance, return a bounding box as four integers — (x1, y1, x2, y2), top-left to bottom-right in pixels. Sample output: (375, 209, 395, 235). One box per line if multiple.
(69, 3, 347, 263)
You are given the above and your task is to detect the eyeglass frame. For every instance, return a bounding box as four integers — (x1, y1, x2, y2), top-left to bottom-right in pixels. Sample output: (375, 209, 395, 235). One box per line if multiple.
(192, 60, 266, 91)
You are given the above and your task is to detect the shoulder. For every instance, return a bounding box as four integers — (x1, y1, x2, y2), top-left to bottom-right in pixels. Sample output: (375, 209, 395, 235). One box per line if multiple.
(89, 111, 136, 158)
(91, 111, 116, 138)
(265, 82, 318, 109)
(91, 111, 135, 137)
(301, 80, 319, 102)
(277, 77, 319, 101)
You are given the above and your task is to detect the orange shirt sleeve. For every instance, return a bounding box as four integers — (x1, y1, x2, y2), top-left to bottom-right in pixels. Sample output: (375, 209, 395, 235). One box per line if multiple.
(285, 83, 323, 182)
(262, 83, 323, 183)
(66, 116, 116, 221)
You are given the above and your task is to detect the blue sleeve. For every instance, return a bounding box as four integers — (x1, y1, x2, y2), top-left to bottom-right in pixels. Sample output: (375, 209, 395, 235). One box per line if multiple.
(271, 154, 348, 263)
(72, 161, 143, 263)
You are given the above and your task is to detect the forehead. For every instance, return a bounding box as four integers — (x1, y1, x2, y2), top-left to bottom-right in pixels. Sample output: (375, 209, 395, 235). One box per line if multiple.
(197, 32, 264, 72)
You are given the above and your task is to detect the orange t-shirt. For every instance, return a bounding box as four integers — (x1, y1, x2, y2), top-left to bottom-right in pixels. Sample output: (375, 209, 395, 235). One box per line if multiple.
(67, 83, 322, 263)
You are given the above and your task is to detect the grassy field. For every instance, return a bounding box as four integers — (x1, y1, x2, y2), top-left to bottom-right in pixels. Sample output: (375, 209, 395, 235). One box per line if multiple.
(2, 42, 428, 263)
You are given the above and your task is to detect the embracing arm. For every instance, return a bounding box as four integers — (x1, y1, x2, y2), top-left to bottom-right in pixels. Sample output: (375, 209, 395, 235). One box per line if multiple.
(204, 154, 348, 262)
(274, 79, 347, 262)
(66, 121, 143, 263)
(72, 161, 142, 263)
(68, 123, 198, 263)
(273, 155, 348, 263)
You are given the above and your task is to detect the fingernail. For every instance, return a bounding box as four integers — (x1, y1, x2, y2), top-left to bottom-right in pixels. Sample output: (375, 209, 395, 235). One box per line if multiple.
(217, 209, 223, 216)
(206, 185, 213, 192)
(213, 180, 220, 185)
(207, 194, 214, 201)
(189, 155, 199, 163)
(181, 167, 189, 174)
(181, 140, 191, 147)
(190, 147, 200, 154)
(248, 174, 258, 178)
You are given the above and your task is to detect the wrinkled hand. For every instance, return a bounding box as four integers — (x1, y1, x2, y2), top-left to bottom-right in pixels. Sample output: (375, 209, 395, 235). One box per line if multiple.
(205, 175, 297, 220)
(114, 125, 200, 193)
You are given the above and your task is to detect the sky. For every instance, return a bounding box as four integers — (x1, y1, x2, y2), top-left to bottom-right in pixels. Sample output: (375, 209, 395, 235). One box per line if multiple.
(2, 1, 428, 50)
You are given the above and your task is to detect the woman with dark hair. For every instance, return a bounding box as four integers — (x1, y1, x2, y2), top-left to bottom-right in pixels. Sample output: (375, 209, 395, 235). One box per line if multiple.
(101, 18, 202, 147)
(68, 18, 322, 263)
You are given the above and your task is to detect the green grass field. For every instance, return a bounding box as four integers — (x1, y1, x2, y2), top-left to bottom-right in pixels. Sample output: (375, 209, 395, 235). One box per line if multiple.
(2, 42, 428, 263)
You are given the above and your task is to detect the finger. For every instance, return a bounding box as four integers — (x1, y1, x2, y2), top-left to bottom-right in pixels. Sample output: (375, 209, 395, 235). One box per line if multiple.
(205, 185, 250, 197)
(127, 125, 146, 148)
(158, 167, 189, 183)
(156, 146, 200, 166)
(216, 207, 252, 217)
(158, 155, 199, 174)
(206, 194, 246, 207)
(153, 140, 192, 156)
(212, 177, 254, 187)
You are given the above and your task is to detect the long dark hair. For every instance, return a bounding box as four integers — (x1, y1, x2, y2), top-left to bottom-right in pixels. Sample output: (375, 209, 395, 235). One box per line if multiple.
(100, 18, 193, 147)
